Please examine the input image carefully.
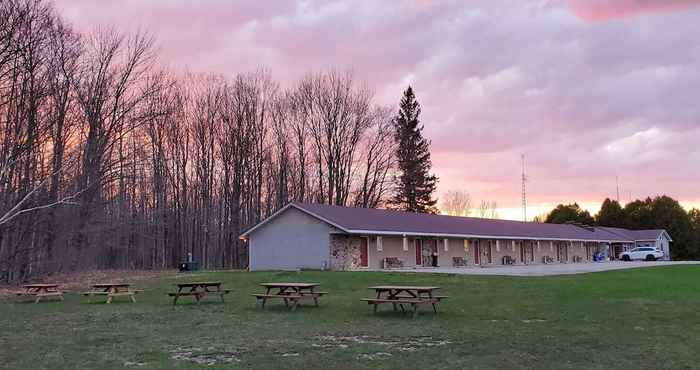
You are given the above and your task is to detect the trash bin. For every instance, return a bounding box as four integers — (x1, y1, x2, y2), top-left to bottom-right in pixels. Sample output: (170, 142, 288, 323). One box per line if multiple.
(179, 261, 199, 272)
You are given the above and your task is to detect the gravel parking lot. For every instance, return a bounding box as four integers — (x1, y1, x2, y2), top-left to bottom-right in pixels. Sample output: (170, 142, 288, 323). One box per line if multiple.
(384, 261, 700, 277)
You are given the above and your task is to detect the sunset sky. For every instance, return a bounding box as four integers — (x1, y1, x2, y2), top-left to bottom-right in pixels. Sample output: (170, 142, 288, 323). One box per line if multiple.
(53, 0, 700, 220)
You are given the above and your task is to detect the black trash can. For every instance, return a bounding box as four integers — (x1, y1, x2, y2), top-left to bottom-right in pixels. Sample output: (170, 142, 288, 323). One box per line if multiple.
(179, 261, 199, 272)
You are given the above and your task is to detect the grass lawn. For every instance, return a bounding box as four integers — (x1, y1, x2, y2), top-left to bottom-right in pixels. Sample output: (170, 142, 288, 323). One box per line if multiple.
(2, 266, 700, 369)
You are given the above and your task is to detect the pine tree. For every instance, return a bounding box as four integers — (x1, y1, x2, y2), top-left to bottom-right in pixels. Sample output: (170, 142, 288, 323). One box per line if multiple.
(390, 86, 438, 213)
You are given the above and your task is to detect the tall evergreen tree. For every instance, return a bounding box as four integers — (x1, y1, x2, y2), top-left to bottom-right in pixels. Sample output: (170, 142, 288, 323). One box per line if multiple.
(390, 86, 438, 213)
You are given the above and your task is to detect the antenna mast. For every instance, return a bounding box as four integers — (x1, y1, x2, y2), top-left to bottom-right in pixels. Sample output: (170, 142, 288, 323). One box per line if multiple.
(521, 154, 527, 222)
(616, 176, 620, 203)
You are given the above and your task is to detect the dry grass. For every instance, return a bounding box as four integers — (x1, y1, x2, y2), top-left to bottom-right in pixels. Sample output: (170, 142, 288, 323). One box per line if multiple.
(0, 269, 176, 296)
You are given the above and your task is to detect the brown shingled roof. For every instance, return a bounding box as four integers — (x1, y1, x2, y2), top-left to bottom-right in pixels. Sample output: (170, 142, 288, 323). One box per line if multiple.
(242, 202, 670, 243)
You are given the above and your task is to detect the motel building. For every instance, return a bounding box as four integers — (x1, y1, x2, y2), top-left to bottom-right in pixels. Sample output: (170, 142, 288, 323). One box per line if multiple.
(239, 202, 672, 271)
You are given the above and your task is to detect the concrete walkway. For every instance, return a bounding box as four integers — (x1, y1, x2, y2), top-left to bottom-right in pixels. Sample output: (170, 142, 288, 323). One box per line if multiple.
(377, 261, 700, 277)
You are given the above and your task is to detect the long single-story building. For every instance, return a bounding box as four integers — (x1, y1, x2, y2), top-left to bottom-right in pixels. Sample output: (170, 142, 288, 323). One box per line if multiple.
(239, 202, 673, 271)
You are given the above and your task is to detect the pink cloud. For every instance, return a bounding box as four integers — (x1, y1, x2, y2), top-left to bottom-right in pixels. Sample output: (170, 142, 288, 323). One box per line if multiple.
(51, 0, 700, 218)
(570, 0, 700, 21)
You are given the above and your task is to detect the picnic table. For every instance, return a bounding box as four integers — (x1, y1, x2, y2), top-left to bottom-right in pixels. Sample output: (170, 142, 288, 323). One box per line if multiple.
(168, 281, 231, 305)
(82, 283, 141, 303)
(362, 286, 448, 318)
(16, 284, 64, 304)
(252, 283, 327, 310)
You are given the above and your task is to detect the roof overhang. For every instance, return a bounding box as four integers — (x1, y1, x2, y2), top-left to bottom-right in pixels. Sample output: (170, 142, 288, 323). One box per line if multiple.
(239, 202, 655, 244)
(340, 229, 633, 244)
(662, 230, 673, 242)
(632, 230, 672, 243)
(653, 230, 672, 242)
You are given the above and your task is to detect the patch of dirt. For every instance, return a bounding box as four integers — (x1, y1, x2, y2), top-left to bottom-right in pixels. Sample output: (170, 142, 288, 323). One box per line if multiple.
(0, 287, 18, 297)
(123, 361, 147, 367)
(0, 270, 174, 296)
(358, 352, 392, 360)
(313, 335, 452, 356)
(170, 346, 241, 366)
(521, 319, 547, 323)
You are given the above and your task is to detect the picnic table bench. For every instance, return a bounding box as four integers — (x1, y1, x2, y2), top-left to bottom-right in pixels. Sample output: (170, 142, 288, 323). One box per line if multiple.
(16, 284, 64, 304)
(383, 257, 404, 269)
(252, 283, 326, 311)
(82, 283, 142, 303)
(168, 281, 231, 305)
(362, 286, 448, 318)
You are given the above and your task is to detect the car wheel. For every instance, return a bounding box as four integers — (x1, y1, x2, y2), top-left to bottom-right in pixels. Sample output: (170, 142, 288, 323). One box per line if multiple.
(622, 255, 631, 261)
(646, 254, 656, 261)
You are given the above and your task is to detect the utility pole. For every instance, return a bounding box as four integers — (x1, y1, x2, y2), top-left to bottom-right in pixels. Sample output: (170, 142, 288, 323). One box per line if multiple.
(521, 154, 527, 222)
(616, 176, 620, 203)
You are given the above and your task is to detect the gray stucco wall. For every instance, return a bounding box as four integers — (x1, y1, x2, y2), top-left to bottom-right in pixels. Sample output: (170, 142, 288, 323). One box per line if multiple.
(659, 235, 671, 260)
(248, 207, 332, 271)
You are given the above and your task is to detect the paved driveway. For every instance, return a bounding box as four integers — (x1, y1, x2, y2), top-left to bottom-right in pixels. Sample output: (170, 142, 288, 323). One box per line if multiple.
(382, 261, 700, 277)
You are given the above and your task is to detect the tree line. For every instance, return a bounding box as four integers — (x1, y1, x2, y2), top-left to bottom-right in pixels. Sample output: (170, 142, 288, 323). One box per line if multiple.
(542, 196, 700, 260)
(2, 0, 442, 281)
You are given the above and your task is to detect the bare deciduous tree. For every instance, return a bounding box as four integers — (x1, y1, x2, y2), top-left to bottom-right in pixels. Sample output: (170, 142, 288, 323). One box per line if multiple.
(477, 200, 499, 219)
(441, 190, 472, 217)
(0, 1, 399, 282)
(355, 107, 395, 208)
(70, 27, 160, 270)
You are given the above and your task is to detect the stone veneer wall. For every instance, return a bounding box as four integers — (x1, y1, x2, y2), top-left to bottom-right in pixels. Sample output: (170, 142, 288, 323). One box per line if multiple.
(329, 234, 362, 270)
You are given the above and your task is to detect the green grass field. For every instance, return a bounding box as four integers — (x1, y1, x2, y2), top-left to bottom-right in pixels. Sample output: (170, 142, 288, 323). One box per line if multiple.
(2, 266, 700, 369)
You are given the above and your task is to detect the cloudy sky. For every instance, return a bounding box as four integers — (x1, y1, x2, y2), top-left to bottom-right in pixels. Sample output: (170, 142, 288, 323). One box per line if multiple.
(54, 0, 700, 220)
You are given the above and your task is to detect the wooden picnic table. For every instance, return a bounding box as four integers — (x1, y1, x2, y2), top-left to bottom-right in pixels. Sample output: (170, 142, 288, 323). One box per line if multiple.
(252, 282, 326, 310)
(362, 286, 447, 318)
(16, 284, 64, 304)
(82, 283, 140, 304)
(168, 281, 231, 305)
